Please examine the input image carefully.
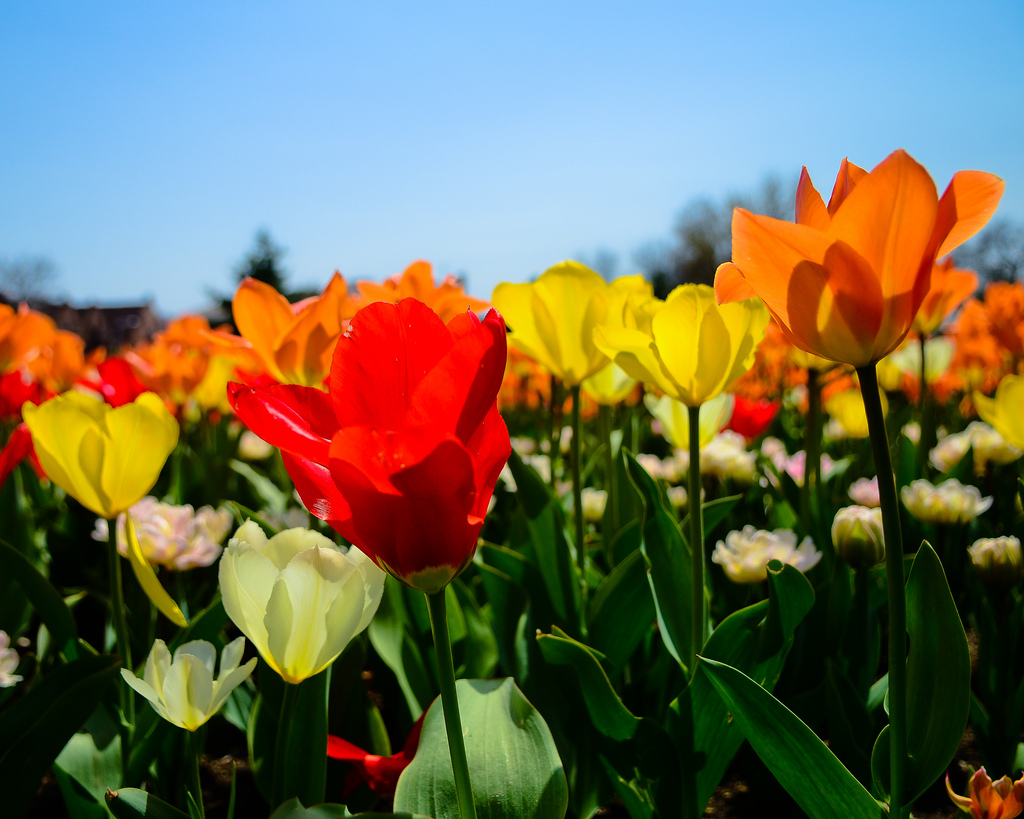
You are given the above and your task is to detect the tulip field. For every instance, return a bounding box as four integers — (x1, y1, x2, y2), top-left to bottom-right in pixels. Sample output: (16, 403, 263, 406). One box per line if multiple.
(4, 150, 1024, 819)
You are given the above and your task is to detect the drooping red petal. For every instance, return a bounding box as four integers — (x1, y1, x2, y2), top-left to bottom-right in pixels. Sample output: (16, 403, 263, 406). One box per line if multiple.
(280, 451, 352, 534)
(227, 382, 338, 464)
(329, 299, 453, 430)
(407, 309, 507, 443)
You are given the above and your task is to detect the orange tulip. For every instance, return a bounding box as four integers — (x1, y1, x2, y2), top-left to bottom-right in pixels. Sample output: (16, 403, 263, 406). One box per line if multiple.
(981, 281, 1024, 359)
(912, 257, 978, 337)
(211, 273, 359, 387)
(0, 305, 57, 374)
(128, 315, 221, 404)
(716, 150, 1003, 367)
(358, 260, 488, 324)
(947, 769, 1024, 819)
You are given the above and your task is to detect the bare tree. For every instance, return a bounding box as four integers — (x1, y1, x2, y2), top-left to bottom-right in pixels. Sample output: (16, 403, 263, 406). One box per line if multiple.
(954, 218, 1024, 284)
(0, 255, 59, 302)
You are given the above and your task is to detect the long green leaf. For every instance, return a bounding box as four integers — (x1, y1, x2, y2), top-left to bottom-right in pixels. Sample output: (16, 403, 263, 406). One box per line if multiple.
(700, 658, 885, 819)
(623, 450, 692, 670)
(0, 655, 122, 819)
(0, 538, 78, 658)
(394, 678, 568, 819)
(586, 548, 655, 669)
(537, 629, 640, 741)
(368, 577, 434, 718)
(106, 788, 190, 819)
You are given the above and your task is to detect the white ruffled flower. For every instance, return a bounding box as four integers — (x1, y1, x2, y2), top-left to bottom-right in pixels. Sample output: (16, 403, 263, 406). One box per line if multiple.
(0, 631, 22, 688)
(848, 477, 881, 508)
(901, 478, 994, 525)
(701, 431, 757, 484)
(712, 526, 822, 584)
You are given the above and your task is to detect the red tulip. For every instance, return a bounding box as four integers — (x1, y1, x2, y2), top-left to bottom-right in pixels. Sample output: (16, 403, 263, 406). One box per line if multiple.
(327, 716, 424, 798)
(726, 396, 779, 439)
(0, 424, 44, 491)
(0, 370, 43, 420)
(78, 358, 151, 408)
(228, 298, 510, 593)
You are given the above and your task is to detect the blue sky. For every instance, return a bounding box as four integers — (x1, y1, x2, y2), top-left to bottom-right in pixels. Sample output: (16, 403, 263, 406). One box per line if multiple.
(2, 1, 1022, 317)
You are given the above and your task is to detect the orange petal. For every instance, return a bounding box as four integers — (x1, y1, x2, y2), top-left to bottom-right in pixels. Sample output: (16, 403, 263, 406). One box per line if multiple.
(828, 149, 937, 299)
(933, 171, 1005, 259)
(232, 278, 297, 376)
(795, 167, 830, 230)
(714, 262, 758, 303)
(826, 157, 868, 215)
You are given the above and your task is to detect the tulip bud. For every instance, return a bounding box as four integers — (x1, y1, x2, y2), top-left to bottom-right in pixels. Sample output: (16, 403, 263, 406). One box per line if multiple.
(219, 521, 385, 684)
(580, 488, 607, 523)
(968, 536, 1023, 590)
(832, 506, 885, 569)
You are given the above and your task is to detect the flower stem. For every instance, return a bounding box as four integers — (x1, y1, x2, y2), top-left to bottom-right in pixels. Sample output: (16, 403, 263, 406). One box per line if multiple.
(187, 729, 205, 819)
(107, 521, 134, 778)
(599, 404, 620, 562)
(688, 405, 705, 679)
(570, 385, 587, 594)
(272, 681, 301, 808)
(426, 590, 477, 819)
(803, 367, 822, 528)
(858, 364, 907, 819)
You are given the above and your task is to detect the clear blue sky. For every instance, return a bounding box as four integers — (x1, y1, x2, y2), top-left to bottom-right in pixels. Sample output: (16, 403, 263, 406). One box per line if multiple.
(2, 1, 1022, 317)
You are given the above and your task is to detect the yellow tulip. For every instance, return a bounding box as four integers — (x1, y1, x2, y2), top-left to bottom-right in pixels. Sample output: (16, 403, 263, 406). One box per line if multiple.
(492, 261, 611, 386)
(581, 363, 637, 405)
(885, 337, 955, 384)
(23, 391, 179, 519)
(975, 375, 1024, 450)
(121, 637, 257, 731)
(825, 386, 888, 439)
(595, 284, 769, 407)
(218, 521, 385, 684)
(644, 392, 735, 448)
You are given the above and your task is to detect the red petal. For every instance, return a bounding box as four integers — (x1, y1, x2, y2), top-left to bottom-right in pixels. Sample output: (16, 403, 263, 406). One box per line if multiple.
(326, 735, 370, 762)
(0, 424, 33, 490)
(329, 299, 452, 430)
(462, 405, 511, 520)
(407, 308, 507, 442)
(280, 451, 353, 535)
(227, 382, 337, 464)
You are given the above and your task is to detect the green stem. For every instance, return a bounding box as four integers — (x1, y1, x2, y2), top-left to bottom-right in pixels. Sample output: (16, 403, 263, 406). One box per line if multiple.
(688, 405, 705, 679)
(549, 375, 563, 492)
(187, 730, 205, 819)
(600, 404, 620, 562)
(272, 682, 301, 808)
(858, 365, 907, 819)
(804, 367, 822, 528)
(571, 386, 586, 591)
(426, 590, 477, 819)
(107, 522, 134, 778)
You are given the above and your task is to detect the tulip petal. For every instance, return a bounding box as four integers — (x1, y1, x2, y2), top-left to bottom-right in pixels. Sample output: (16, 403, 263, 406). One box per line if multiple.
(593, 325, 667, 394)
(714, 262, 758, 304)
(144, 638, 173, 693)
(121, 668, 166, 718)
(219, 635, 246, 676)
(408, 308, 507, 443)
(219, 539, 280, 659)
(274, 272, 349, 386)
(209, 657, 258, 715)
(491, 282, 552, 368)
(176, 640, 217, 676)
(232, 278, 298, 380)
(279, 451, 353, 532)
(796, 167, 830, 229)
(933, 170, 1005, 259)
(227, 382, 336, 464)
(461, 405, 512, 520)
(126, 517, 188, 627)
(264, 545, 355, 683)
(329, 299, 452, 430)
(262, 527, 338, 572)
(826, 157, 868, 215)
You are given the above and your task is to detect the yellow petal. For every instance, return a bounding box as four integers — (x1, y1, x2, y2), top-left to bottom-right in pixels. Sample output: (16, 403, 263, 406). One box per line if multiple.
(126, 516, 188, 627)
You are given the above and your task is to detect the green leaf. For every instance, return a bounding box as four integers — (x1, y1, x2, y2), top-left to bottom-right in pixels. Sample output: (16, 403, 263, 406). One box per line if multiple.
(598, 755, 654, 819)
(230, 459, 287, 513)
(268, 799, 348, 818)
(623, 450, 692, 671)
(537, 629, 640, 741)
(667, 562, 815, 818)
(368, 577, 434, 719)
(700, 658, 885, 819)
(53, 767, 111, 819)
(0, 654, 122, 819)
(281, 670, 330, 809)
(105, 788, 190, 819)
(824, 660, 872, 786)
(56, 730, 122, 806)
(475, 556, 528, 677)
(394, 678, 568, 819)
(586, 547, 656, 669)
(0, 538, 78, 658)
(680, 495, 742, 543)
(874, 542, 970, 804)
(507, 451, 581, 631)
(451, 579, 499, 679)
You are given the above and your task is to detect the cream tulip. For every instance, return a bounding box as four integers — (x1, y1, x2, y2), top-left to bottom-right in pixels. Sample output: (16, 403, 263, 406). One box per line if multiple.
(218, 521, 385, 684)
(121, 637, 257, 731)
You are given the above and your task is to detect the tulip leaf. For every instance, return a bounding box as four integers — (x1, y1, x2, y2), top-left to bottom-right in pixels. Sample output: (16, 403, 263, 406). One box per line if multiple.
(667, 562, 814, 818)
(598, 755, 655, 819)
(507, 451, 581, 632)
(475, 554, 529, 678)
(586, 547, 656, 669)
(623, 450, 692, 671)
(267, 799, 432, 818)
(368, 577, 434, 718)
(55, 730, 122, 806)
(680, 494, 742, 543)
(0, 537, 79, 658)
(106, 788, 190, 819)
(229, 458, 288, 513)
(700, 658, 885, 819)
(450, 579, 499, 679)
(394, 678, 568, 819)
(125, 517, 187, 627)
(536, 628, 640, 741)
(0, 654, 122, 819)
(871, 542, 970, 804)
